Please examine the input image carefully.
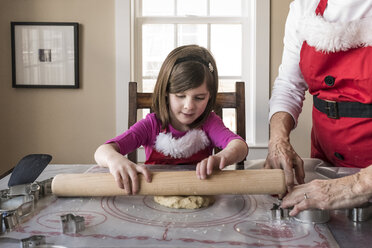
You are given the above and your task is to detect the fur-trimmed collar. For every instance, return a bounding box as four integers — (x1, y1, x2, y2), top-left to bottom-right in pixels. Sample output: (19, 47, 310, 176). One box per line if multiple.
(154, 129, 210, 159)
(299, 14, 372, 52)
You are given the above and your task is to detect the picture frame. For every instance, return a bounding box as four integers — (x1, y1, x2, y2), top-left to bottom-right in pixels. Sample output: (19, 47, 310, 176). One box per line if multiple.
(11, 22, 79, 88)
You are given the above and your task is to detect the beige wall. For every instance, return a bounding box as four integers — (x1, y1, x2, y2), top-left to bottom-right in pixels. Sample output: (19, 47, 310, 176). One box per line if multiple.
(270, 0, 312, 158)
(0, 0, 116, 175)
(0, 0, 313, 176)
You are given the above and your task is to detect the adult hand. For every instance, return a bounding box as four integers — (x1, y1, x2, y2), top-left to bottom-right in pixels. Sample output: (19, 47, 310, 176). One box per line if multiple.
(264, 112, 305, 191)
(196, 155, 226, 180)
(264, 137, 305, 190)
(107, 156, 152, 194)
(281, 167, 372, 216)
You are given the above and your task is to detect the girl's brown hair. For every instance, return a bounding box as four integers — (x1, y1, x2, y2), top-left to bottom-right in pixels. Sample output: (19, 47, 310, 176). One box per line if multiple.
(152, 45, 219, 129)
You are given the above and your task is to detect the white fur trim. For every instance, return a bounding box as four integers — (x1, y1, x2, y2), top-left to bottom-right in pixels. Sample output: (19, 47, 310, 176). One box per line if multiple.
(154, 129, 210, 159)
(299, 14, 372, 52)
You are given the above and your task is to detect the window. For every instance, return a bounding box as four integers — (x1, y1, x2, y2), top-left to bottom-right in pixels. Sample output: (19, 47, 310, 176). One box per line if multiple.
(116, 0, 270, 159)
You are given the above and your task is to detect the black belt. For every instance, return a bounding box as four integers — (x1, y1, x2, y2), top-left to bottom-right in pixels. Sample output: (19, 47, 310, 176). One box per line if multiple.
(313, 95, 372, 119)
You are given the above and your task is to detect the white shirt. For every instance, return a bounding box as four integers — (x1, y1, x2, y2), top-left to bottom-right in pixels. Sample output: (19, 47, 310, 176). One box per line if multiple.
(269, 0, 372, 127)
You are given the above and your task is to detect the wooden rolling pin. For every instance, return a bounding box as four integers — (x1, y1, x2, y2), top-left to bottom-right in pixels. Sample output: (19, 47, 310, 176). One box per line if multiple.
(51, 169, 286, 197)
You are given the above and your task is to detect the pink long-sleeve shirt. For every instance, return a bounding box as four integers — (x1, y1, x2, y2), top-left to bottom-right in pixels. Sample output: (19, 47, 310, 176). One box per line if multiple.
(106, 112, 244, 160)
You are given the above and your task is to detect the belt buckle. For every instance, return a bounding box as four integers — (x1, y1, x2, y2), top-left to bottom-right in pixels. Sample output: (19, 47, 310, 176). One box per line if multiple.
(325, 100, 339, 119)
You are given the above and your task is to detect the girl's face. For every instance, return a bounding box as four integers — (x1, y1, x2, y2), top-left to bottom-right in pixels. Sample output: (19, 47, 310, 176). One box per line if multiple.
(168, 81, 210, 132)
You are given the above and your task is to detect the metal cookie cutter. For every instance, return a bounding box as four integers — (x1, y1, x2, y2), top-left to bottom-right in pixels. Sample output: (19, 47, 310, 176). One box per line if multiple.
(0, 235, 46, 248)
(5, 178, 53, 199)
(270, 203, 330, 224)
(21, 235, 68, 248)
(37, 178, 53, 197)
(0, 178, 53, 233)
(8, 182, 41, 201)
(294, 209, 330, 224)
(0, 195, 34, 233)
(348, 202, 372, 222)
(270, 203, 290, 220)
(61, 213, 85, 234)
(21, 235, 46, 248)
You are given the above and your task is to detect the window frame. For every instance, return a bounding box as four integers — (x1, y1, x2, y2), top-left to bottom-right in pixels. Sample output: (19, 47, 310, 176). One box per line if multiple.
(115, 0, 270, 159)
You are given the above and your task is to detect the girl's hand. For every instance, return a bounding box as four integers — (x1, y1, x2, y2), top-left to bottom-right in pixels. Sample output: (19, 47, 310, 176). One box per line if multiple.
(95, 143, 152, 194)
(196, 155, 226, 180)
(108, 156, 152, 194)
(195, 139, 248, 180)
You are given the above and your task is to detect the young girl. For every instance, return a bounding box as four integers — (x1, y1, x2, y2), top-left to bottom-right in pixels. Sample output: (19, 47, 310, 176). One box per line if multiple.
(95, 45, 248, 194)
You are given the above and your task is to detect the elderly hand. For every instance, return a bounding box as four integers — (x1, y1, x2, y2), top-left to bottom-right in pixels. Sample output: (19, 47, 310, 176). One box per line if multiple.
(264, 112, 305, 191)
(281, 166, 372, 216)
(264, 137, 305, 190)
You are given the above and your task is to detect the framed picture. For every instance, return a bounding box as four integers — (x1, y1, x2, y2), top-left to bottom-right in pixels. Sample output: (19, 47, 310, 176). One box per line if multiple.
(11, 22, 79, 88)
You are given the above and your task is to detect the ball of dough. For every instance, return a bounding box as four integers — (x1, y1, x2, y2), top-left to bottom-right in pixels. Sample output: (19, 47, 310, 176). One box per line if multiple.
(154, 195, 215, 209)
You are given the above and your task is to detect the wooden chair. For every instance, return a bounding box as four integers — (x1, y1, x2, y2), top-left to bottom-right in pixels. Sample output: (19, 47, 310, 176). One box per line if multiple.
(127, 81, 246, 169)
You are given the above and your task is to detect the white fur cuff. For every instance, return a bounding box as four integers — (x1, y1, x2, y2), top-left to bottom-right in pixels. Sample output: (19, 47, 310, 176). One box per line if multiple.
(299, 14, 372, 52)
(154, 129, 211, 159)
